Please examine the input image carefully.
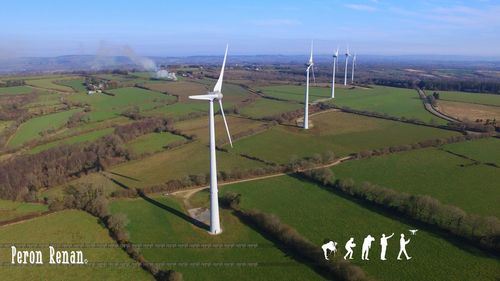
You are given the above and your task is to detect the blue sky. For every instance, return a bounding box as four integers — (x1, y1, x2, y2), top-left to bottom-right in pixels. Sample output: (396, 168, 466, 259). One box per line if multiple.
(1, 0, 499, 57)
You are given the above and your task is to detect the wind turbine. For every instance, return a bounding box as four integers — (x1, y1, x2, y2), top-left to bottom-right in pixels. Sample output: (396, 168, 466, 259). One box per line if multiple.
(188, 45, 232, 235)
(344, 46, 350, 86)
(331, 47, 339, 98)
(304, 41, 314, 129)
(351, 54, 357, 84)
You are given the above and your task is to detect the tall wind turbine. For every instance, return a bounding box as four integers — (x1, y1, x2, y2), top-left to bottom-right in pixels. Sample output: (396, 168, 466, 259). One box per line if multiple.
(188, 45, 232, 235)
(344, 46, 350, 86)
(351, 54, 357, 84)
(331, 47, 339, 98)
(304, 41, 314, 129)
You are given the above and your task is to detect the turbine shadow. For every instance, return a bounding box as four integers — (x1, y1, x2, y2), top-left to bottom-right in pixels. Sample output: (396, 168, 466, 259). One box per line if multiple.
(108, 172, 141, 182)
(139, 193, 210, 232)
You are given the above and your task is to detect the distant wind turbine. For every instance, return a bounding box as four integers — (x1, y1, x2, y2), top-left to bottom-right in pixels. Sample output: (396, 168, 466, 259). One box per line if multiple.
(351, 54, 357, 84)
(331, 47, 339, 98)
(188, 45, 232, 235)
(304, 41, 314, 129)
(344, 46, 350, 86)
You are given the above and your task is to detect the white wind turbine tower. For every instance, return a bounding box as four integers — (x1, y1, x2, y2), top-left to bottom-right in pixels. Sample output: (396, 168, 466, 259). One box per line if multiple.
(331, 47, 339, 98)
(351, 53, 357, 84)
(188, 45, 232, 235)
(344, 46, 350, 86)
(303, 41, 314, 129)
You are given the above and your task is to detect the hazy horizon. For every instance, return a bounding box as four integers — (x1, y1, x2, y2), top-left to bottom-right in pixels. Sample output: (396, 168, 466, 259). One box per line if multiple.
(1, 0, 499, 58)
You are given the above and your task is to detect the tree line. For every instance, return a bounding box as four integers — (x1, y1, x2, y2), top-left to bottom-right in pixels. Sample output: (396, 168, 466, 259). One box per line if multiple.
(300, 169, 500, 254)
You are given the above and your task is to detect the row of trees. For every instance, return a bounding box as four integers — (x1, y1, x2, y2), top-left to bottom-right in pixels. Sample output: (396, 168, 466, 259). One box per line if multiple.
(221, 192, 370, 281)
(359, 77, 500, 95)
(301, 169, 500, 253)
(114, 117, 172, 142)
(49, 184, 183, 281)
(0, 80, 25, 87)
(0, 135, 128, 201)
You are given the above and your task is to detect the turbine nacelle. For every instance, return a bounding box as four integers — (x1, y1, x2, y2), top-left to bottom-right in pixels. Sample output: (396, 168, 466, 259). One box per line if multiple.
(188, 92, 223, 101)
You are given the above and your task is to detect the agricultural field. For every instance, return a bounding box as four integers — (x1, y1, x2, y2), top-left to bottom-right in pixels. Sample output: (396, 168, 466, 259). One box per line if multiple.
(435, 90, 500, 106)
(0, 199, 48, 223)
(7, 108, 82, 147)
(231, 111, 458, 164)
(442, 137, 500, 166)
(222, 175, 500, 281)
(57, 78, 87, 92)
(0, 210, 153, 280)
(330, 143, 500, 217)
(259, 85, 445, 124)
(110, 195, 323, 281)
(126, 132, 185, 155)
(0, 86, 34, 95)
(27, 127, 114, 154)
(67, 87, 175, 122)
(25, 76, 80, 92)
(238, 98, 302, 119)
(437, 100, 500, 121)
(109, 116, 270, 188)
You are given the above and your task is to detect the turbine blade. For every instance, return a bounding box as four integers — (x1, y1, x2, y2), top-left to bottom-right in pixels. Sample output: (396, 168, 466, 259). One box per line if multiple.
(189, 94, 218, 100)
(218, 99, 233, 147)
(213, 44, 229, 93)
(312, 65, 316, 85)
(309, 41, 314, 64)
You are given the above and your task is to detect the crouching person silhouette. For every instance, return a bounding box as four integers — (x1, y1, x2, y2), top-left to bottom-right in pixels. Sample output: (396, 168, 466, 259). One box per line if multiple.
(321, 240, 338, 260)
(344, 238, 356, 260)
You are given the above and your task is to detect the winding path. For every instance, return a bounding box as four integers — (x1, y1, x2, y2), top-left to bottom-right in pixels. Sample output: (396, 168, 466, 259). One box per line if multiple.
(416, 88, 461, 123)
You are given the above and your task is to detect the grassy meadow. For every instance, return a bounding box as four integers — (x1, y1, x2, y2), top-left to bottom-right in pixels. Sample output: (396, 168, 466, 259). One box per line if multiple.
(231, 111, 458, 164)
(0, 210, 153, 280)
(110, 196, 323, 280)
(259, 85, 446, 124)
(222, 175, 500, 281)
(330, 144, 500, 217)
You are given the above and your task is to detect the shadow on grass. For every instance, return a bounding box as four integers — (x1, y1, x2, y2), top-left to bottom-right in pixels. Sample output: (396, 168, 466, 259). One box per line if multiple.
(109, 172, 141, 182)
(139, 193, 210, 232)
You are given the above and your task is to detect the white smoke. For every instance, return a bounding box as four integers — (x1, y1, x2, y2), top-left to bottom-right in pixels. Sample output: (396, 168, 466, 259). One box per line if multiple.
(123, 46, 157, 72)
(92, 41, 158, 71)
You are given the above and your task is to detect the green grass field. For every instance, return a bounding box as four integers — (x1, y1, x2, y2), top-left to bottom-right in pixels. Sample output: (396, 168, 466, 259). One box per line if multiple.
(0, 86, 34, 95)
(259, 85, 446, 124)
(330, 145, 500, 217)
(126, 132, 185, 154)
(442, 137, 500, 165)
(25, 77, 79, 92)
(8, 108, 82, 147)
(110, 196, 323, 280)
(67, 87, 176, 122)
(27, 128, 114, 154)
(0, 199, 48, 223)
(435, 90, 500, 106)
(57, 79, 87, 92)
(0, 210, 152, 280)
(222, 175, 500, 281)
(239, 98, 303, 119)
(231, 111, 458, 164)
